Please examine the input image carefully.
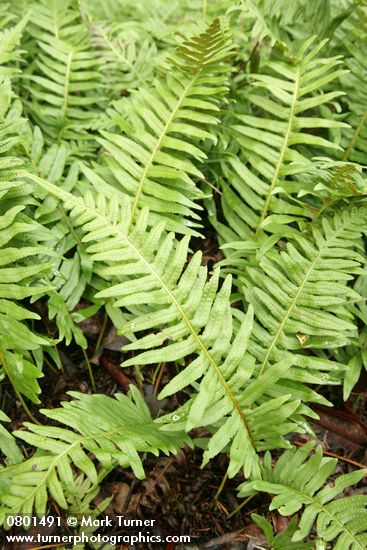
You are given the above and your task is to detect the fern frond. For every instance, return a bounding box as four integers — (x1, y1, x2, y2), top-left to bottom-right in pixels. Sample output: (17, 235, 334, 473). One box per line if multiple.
(239, 207, 367, 377)
(89, 19, 234, 235)
(340, 37, 367, 163)
(296, 161, 367, 208)
(238, 442, 367, 550)
(252, 514, 313, 550)
(0, 77, 29, 180)
(23, 0, 103, 150)
(0, 412, 23, 465)
(0, 198, 53, 403)
(0, 14, 29, 77)
(0, 76, 54, 403)
(230, 0, 293, 47)
(0, 387, 189, 520)
(217, 37, 347, 244)
(28, 174, 319, 478)
(91, 21, 158, 94)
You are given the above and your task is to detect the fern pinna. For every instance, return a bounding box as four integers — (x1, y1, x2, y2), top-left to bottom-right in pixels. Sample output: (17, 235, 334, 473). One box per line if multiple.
(0, 2, 367, 547)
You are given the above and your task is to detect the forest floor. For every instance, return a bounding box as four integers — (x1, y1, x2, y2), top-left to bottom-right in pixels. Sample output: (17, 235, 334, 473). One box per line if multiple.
(4, 304, 367, 550)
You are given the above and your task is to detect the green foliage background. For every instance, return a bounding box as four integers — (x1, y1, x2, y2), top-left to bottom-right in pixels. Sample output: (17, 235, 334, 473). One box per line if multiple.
(0, 0, 367, 547)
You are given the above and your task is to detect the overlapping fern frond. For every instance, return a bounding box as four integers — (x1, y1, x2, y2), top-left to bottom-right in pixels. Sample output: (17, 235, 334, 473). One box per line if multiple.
(33, 145, 93, 345)
(0, 77, 28, 181)
(0, 209, 52, 401)
(85, 19, 234, 235)
(28, 175, 320, 479)
(1, 3, 367, 543)
(0, 12, 29, 77)
(0, 78, 53, 403)
(0, 386, 189, 520)
(229, 0, 295, 47)
(22, 0, 103, 151)
(239, 442, 367, 550)
(91, 21, 159, 95)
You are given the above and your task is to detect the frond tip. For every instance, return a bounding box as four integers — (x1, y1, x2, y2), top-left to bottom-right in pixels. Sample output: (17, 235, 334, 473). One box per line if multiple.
(90, 18, 234, 235)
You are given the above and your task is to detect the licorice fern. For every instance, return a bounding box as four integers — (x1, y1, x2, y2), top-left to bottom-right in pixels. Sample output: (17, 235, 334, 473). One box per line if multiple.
(226, 207, 367, 376)
(0, 76, 53, 404)
(340, 37, 367, 163)
(0, 4, 367, 545)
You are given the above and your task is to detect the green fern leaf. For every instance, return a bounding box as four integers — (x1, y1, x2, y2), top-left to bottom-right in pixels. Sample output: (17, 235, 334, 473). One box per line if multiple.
(340, 38, 367, 163)
(28, 174, 316, 478)
(238, 442, 367, 550)
(0, 412, 23, 465)
(23, 0, 103, 149)
(0, 13, 29, 76)
(216, 37, 347, 245)
(0, 387, 189, 520)
(242, 207, 367, 377)
(88, 18, 234, 235)
(92, 21, 158, 93)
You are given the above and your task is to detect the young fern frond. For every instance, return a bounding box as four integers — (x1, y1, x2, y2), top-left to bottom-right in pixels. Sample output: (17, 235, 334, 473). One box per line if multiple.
(89, 19, 234, 235)
(251, 514, 313, 550)
(0, 386, 189, 521)
(238, 442, 367, 550)
(216, 37, 347, 245)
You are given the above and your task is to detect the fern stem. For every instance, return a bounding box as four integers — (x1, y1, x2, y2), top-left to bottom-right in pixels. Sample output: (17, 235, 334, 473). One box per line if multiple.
(43, 354, 58, 374)
(51, 0, 60, 39)
(15, 393, 41, 426)
(94, 310, 108, 355)
(153, 363, 166, 396)
(57, 203, 85, 249)
(226, 494, 254, 519)
(82, 347, 96, 392)
(58, 50, 73, 140)
(203, 0, 207, 16)
(134, 365, 144, 388)
(212, 471, 228, 503)
(343, 110, 367, 161)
